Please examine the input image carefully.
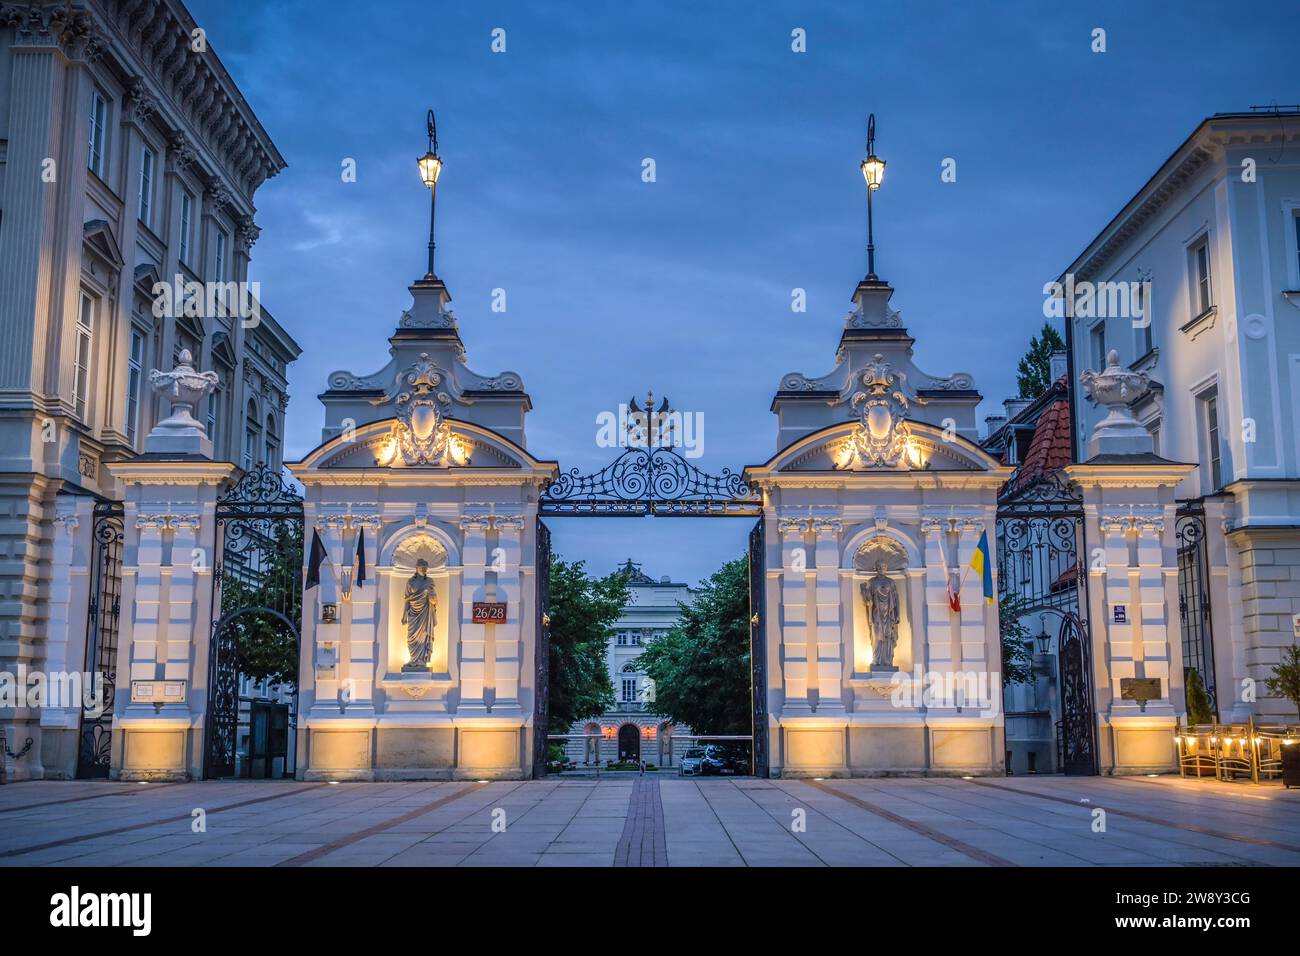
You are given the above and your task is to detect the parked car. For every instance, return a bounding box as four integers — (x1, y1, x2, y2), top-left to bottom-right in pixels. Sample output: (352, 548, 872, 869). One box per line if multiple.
(701, 742, 751, 775)
(679, 748, 706, 776)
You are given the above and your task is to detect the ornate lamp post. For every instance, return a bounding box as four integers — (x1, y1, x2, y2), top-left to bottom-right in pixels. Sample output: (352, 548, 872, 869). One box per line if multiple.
(416, 109, 443, 281)
(859, 113, 886, 283)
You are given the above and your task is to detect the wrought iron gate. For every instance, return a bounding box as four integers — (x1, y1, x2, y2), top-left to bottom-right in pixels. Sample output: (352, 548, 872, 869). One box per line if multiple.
(995, 471, 1097, 775)
(748, 517, 769, 778)
(1176, 502, 1217, 719)
(532, 518, 552, 779)
(77, 501, 123, 778)
(203, 464, 304, 779)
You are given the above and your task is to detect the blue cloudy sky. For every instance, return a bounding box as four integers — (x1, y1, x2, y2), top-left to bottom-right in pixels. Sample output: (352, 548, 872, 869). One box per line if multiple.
(189, 0, 1299, 585)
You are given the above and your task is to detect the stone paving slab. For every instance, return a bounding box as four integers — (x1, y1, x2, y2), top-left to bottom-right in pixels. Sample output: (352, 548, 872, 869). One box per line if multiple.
(1, 775, 1298, 867)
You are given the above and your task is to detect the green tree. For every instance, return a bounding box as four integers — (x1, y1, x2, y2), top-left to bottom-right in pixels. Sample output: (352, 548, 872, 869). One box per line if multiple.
(1184, 667, 1215, 725)
(546, 556, 627, 730)
(633, 557, 751, 734)
(1265, 644, 1300, 719)
(1015, 322, 1067, 399)
(220, 520, 302, 688)
(999, 593, 1035, 686)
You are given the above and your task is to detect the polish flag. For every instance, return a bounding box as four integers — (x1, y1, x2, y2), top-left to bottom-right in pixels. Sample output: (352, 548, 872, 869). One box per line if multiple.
(947, 574, 961, 613)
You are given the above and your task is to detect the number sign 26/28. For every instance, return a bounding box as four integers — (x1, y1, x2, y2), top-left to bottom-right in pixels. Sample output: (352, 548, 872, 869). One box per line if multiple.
(472, 602, 507, 624)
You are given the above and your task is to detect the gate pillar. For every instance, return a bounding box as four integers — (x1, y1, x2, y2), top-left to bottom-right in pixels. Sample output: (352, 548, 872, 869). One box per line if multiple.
(104, 460, 236, 780)
(102, 351, 232, 780)
(1068, 350, 1194, 774)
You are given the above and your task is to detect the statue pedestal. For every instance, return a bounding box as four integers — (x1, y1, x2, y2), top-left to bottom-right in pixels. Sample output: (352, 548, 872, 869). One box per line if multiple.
(401, 663, 431, 674)
(869, 664, 898, 674)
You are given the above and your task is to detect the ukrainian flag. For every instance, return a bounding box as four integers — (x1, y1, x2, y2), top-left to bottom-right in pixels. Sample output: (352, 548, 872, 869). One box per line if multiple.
(969, 530, 994, 606)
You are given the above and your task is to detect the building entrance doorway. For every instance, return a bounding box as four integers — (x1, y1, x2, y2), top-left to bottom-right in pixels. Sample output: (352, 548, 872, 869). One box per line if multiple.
(618, 724, 641, 762)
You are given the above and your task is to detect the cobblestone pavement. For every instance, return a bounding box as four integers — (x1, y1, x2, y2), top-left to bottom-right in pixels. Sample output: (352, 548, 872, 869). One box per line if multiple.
(2, 774, 1298, 867)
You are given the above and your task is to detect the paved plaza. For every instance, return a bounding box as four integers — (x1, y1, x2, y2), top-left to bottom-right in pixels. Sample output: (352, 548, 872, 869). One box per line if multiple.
(2, 774, 1299, 867)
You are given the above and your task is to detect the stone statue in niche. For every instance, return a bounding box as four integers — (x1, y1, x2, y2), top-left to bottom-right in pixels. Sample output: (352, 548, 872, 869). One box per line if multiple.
(401, 559, 437, 671)
(860, 561, 900, 672)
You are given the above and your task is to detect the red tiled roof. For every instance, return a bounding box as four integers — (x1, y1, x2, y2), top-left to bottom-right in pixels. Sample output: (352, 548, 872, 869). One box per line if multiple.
(1006, 398, 1072, 494)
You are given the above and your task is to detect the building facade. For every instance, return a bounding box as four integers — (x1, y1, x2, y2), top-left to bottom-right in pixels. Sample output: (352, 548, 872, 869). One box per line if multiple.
(564, 560, 694, 768)
(0, 0, 299, 780)
(1060, 110, 1300, 725)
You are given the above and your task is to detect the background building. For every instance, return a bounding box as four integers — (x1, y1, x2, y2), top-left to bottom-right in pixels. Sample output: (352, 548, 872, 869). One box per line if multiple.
(566, 560, 694, 767)
(0, 0, 299, 780)
(1061, 109, 1300, 725)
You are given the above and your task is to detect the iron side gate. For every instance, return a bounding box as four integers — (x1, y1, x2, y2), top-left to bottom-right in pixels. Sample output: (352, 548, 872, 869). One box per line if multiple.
(77, 501, 124, 778)
(532, 518, 552, 779)
(203, 465, 304, 780)
(995, 471, 1097, 775)
(748, 517, 769, 778)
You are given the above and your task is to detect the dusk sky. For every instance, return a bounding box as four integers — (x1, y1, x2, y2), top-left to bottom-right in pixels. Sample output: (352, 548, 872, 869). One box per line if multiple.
(189, 0, 1299, 585)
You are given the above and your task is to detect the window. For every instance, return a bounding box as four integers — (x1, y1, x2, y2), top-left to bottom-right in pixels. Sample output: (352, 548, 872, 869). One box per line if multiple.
(1135, 280, 1153, 357)
(1294, 212, 1300, 283)
(214, 229, 227, 280)
(630, 631, 642, 646)
(621, 678, 638, 703)
(88, 91, 107, 177)
(138, 147, 155, 227)
(126, 330, 144, 444)
(1089, 320, 1106, 371)
(179, 192, 193, 264)
(244, 400, 259, 469)
(207, 389, 219, 445)
(1190, 237, 1212, 316)
(264, 415, 278, 467)
(616, 631, 628, 646)
(1201, 391, 1223, 491)
(73, 294, 95, 421)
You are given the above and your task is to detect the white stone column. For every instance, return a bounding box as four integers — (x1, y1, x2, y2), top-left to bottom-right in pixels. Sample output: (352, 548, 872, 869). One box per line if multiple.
(458, 515, 490, 713)
(955, 519, 989, 678)
(921, 517, 956, 697)
(346, 515, 381, 713)
(490, 515, 524, 713)
(812, 519, 845, 713)
(778, 518, 811, 715)
(39, 500, 94, 775)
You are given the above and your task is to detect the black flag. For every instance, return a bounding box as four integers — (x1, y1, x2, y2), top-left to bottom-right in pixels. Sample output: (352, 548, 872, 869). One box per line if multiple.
(355, 528, 367, 589)
(305, 529, 328, 590)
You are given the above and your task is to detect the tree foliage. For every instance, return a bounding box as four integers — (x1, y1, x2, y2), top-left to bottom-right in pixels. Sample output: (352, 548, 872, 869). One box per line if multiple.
(219, 519, 302, 689)
(998, 593, 1036, 686)
(1184, 667, 1216, 725)
(1265, 644, 1300, 719)
(546, 556, 627, 730)
(1015, 322, 1067, 399)
(633, 556, 751, 735)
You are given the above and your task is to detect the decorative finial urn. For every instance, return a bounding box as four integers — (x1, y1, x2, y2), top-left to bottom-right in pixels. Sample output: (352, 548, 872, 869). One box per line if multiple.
(143, 349, 220, 457)
(1079, 349, 1155, 458)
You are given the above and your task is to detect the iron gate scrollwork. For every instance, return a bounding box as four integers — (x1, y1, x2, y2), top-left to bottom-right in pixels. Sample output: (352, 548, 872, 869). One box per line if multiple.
(541, 444, 761, 517)
(533, 518, 552, 778)
(203, 464, 304, 779)
(78, 501, 123, 779)
(995, 471, 1097, 775)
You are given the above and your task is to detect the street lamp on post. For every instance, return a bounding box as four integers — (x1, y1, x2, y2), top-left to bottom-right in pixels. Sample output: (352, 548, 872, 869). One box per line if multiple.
(859, 113, 886, 282)
(417, 109, 443, 281)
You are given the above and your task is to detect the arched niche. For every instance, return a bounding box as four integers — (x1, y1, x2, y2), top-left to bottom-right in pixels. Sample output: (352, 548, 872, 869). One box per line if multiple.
(383, 528, 452, 676)
(848, 532, 917, 676)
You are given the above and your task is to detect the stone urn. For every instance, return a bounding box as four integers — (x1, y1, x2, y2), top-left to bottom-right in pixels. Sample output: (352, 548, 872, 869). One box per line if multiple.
(1079, 349, 1154, 457)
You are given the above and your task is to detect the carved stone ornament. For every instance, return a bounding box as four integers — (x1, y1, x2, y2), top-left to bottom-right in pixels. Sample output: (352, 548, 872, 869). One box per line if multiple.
(1079, 349, 1154, 457)
(840, 354, 916, 469)
(145, 349, 219, 456)
(376, 354, 469, 467)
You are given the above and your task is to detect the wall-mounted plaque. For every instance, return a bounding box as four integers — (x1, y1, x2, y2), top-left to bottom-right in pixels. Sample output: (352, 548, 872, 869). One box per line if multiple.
(1112, 605, 1127, 624)
(472, 602, 507, 624)
(1120, 677, 1161, 702)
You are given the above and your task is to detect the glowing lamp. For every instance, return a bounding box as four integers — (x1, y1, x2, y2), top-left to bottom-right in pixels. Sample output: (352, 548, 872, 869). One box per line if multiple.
(417, 150, 443, 187)
(860, 153, 885, 190)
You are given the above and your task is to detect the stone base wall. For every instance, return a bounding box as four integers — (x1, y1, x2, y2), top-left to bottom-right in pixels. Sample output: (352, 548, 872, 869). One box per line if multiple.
(300, 723, 532, 781)
(1232, 528, 1300, 722)
(771, 720, 1004, 777)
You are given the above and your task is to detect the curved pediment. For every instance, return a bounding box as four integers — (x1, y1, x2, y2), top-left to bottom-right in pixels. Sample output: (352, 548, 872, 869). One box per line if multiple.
(293, 417, 555, 474)
(759, 419, 1005, 474)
